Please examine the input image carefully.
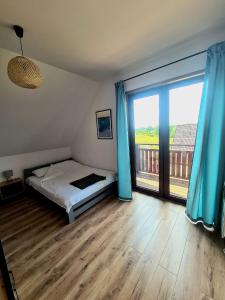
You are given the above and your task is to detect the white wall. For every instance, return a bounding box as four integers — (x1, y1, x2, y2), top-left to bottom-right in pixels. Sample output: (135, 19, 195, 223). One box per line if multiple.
(0, 47, 99, 157)
(0, 147, 71, 181)
(72, 79, 117, 171)
(71, 26, 225, 171)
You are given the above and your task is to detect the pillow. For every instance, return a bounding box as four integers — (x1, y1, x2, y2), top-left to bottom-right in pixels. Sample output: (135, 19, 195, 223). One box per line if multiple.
(41, 171, 64, 183)
(32, 166, 49, 178)
(41, 164, 64, 181)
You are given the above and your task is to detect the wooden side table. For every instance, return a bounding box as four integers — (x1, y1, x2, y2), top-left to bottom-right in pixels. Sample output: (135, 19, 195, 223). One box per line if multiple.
(0, 178, 24, 201)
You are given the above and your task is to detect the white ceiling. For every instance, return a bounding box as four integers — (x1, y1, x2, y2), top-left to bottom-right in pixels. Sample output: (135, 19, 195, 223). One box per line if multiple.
(1, 0, 225, 80)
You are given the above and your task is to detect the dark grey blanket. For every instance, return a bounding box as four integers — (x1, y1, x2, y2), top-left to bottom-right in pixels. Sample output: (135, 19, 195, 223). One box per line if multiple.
(70, 173, 106, 190)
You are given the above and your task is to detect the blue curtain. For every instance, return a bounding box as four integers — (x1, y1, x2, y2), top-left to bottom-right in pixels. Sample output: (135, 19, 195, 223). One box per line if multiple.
(115, 81, 132, 200)
(222, 183, 225, 238)
(186, 41, 225, 230)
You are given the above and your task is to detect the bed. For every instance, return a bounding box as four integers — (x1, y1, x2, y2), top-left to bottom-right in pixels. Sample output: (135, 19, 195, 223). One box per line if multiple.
(24, 159, 117, 223)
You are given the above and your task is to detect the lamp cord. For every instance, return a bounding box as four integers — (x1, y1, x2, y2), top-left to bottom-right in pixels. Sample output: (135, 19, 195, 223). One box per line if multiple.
(19, 38, 24, 56)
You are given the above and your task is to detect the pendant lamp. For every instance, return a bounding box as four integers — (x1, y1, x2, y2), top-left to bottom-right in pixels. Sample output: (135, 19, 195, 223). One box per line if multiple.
(7, 25, 43, 89)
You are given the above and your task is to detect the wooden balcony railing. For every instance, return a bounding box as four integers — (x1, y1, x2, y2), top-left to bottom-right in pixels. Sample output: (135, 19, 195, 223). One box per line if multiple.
(135, 144, 194, 180)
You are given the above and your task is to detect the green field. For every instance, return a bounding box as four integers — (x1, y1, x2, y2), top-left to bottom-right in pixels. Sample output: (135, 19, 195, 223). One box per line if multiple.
(135, 126, 176, 145)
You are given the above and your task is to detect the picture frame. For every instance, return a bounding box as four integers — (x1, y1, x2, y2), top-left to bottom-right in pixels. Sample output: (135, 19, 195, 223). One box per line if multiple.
(96, 109, 113, 139)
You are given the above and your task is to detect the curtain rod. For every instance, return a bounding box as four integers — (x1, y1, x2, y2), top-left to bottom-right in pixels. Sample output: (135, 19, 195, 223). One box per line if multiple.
(123, 49, 207, 83)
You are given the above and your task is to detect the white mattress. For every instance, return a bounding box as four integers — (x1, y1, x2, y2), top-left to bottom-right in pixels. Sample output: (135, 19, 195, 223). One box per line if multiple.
(26, 160, 116, 213)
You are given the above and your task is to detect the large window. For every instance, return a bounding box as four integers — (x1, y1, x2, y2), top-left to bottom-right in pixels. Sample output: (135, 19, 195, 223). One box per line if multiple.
(128, 75, 204, 202)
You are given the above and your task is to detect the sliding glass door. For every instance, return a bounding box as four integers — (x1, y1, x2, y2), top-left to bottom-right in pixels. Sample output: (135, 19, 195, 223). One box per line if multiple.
(133, 94, 160, 192)
(168, 82, 203, 199)
(128, 75, 204, 202)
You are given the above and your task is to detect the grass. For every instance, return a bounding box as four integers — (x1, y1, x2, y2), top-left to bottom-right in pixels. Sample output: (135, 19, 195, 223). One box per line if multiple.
(135, 126, 176, 145)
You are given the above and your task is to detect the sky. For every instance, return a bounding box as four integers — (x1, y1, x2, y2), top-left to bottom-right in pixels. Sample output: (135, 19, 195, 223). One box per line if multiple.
(134, 82, 203, 128)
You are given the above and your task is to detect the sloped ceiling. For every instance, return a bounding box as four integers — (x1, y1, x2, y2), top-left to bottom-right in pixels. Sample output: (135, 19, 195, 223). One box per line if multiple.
(0, 48, 99, 157)
(0, 0, 225, 80)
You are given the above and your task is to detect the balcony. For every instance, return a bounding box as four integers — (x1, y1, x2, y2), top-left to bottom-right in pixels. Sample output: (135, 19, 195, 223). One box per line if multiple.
(135, 144, 194, 199)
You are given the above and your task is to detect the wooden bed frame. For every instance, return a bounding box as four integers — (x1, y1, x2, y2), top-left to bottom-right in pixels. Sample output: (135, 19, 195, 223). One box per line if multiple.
(23, 159, 117, 224)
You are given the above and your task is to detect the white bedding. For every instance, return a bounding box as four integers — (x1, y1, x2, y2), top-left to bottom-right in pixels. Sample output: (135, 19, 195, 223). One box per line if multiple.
(26, 160, 116, 213)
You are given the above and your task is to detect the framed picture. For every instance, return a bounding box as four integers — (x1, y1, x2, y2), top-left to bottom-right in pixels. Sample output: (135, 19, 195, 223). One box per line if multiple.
(96, 109, 113, 139)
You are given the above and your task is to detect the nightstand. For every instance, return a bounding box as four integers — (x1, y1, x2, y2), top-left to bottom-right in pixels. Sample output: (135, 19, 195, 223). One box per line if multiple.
(0, 178, 24, 201)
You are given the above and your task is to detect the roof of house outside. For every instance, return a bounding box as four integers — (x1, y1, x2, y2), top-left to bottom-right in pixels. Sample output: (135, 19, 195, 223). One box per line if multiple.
(171, 124, 197, 151)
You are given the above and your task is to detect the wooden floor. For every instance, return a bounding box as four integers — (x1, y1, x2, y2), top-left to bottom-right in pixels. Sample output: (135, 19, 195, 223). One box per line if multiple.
(0, 192, 225, 300)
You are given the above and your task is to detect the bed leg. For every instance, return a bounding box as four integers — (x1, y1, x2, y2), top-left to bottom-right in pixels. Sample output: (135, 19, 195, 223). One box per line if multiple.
(68, 211, 75, 224)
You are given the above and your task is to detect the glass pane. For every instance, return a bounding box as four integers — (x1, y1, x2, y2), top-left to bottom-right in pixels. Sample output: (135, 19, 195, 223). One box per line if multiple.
(169, 82, 203, 199)
(134, 95, 159, 192)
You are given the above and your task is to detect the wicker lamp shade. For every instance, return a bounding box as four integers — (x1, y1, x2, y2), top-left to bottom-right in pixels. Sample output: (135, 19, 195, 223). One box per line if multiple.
(7, 56, 42, 89)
